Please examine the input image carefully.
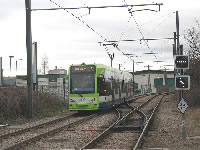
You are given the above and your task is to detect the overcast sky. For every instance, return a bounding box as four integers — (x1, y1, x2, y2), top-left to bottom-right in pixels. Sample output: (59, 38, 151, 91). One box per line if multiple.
(1, 0, 200, 76)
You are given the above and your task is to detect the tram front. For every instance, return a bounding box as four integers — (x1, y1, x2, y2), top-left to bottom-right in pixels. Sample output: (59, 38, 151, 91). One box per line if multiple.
(68, 65, 98, 111)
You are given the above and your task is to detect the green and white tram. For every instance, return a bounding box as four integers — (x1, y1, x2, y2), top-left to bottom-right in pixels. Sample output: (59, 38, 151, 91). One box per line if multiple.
(68, 64, 133, 111)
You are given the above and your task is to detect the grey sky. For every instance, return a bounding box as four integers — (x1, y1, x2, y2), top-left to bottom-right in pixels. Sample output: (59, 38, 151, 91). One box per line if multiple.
(1, 0, 200, 76)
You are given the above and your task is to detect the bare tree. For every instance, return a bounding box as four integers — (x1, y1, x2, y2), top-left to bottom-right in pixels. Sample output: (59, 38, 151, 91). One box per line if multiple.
(184, 20, 200, 60)
(184, 19, 200, 106)
(40, 55, 49, 74)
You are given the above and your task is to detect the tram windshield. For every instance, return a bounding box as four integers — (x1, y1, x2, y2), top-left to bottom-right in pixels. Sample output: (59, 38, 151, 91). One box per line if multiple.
(70, 74, 95, 94)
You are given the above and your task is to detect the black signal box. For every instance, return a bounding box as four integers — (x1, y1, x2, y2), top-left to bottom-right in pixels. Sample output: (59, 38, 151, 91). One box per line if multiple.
(175, 55, 189, 69)
(175, 75, 190, 90)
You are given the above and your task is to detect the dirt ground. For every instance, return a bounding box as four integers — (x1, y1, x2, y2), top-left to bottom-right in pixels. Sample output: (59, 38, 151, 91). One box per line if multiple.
(142, 94, 200, 150)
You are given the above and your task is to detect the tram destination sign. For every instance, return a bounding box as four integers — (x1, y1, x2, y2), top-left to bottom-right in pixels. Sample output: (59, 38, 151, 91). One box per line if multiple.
(71, 65, 96, 73)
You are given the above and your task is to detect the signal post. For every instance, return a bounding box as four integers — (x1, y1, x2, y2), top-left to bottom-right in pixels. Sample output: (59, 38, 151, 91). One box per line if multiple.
(174, 45, 190, 141)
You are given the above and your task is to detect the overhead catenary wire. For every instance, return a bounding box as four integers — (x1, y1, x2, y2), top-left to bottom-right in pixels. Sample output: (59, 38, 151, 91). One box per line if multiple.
(100, 37, 174, 43)
(113, 0, 162, 63)
(125, 3, 162, 59)
(113, 0, 150, 68)
(48, 0, 118, 63)
(118, 15, 133, 41)
(76, 0, 90, 18)
(48, 0, 107, 41)
(31, 3, 163, 11)
(46, 0, 162, 69)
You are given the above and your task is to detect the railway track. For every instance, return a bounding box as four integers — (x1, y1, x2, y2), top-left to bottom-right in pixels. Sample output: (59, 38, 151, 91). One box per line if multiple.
(0, 93, 155, 149)
(0, 112, 98, 150)
(24, 108, 119, 149)
(80, 93, 167, 149)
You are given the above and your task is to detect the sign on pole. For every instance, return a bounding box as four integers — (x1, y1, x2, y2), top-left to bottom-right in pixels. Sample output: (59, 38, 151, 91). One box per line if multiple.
(178, 98, 188, 113)
(174, 55, 189, 69)
(175, 75, 190, 90)
(32, 42, 37, 84)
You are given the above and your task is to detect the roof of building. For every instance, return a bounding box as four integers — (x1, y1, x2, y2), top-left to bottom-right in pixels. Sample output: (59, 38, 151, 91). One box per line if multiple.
(16, 74, 67, 82)
(131, 70, 174, 75)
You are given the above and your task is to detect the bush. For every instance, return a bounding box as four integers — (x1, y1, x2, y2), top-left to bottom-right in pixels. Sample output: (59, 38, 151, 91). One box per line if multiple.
(185, 87, 200, 106)
(0, 87, 67, 123)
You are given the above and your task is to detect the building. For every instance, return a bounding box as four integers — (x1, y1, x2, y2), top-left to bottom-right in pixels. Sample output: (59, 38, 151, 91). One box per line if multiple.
(16, 68, 68, 100)
(48, 67, 67, 75)
(2, 77, 16, 86)
(134, 70, 175, 94)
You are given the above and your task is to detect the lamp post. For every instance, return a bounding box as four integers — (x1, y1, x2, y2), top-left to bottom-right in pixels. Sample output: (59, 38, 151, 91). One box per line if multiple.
(16, 59, 23, 72)
(162, 65, 174, 86)
(124, 53, 136, 96)
(9, 56, 14, 73)
(144, 65, 152, 93)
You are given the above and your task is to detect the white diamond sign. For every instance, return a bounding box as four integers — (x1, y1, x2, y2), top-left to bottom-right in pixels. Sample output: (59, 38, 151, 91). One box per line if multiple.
(178, 98, 188, 113)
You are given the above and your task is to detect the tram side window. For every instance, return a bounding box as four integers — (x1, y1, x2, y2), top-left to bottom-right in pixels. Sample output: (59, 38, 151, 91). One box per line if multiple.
(107, 82, 112, 95)
(97, 77, 111, 96)
(97, 77, 106, 96)
(124, 83, 128, 93)
(114, 81, 120, 94)
(121, 80, 125, 93)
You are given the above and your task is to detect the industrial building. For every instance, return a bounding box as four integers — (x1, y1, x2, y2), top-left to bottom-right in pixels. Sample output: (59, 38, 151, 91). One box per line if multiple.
(15, 68, 68, 99)
(134, 70, 175, 94)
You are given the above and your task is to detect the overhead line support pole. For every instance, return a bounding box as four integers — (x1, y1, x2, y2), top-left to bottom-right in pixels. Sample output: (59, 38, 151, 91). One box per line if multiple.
(173, 32, 179, 104)
(176, 11, 180, 55)
(25, 0, 33, 119)
(176, 11, 186, 141)
(0, 57, 2, 86)
(133, 60, 134, 96)
(180, 45, 186, 140)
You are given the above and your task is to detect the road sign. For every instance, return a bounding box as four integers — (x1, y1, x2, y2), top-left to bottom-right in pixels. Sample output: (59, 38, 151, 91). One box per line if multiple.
(174, 55, 189, 69)
(175, 75, 190, 90)
(178, 98, 188, 113)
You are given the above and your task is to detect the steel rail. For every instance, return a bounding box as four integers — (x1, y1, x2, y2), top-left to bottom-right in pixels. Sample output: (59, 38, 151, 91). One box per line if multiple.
(125, 103, 148, 129)
(119, 94, 158, 124)
(3, 113, 97, 150)
(0, 113, 75, 139)
(133, 94, 166, 150)
(79, 107, 121, 150)
(80, 94, 157, 149)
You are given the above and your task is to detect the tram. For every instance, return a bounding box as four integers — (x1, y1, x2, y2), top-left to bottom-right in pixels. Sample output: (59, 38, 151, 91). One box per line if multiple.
(68, 63, 133, 110)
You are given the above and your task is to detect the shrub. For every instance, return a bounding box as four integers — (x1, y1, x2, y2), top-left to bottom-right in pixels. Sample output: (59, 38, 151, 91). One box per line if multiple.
(0, 87, 67, 123)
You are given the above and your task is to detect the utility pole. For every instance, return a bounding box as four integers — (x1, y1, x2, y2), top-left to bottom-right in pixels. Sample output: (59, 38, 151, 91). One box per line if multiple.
(180, 45, 186, 140)
(9, 56, 14, 73)
(147, 65, 150, 92)
(25, 0, 33, 119)
(16, 59, 23, 72)
(144, 65, 152, 93)
(109, 52, 114, 67)
(173, 32, 177, 77)
(175, 11, 186, 141)
(16, 60, 17, 72)
(173, 32, 179, 104)
(132, 60, 134, 96)
(164, 67, 167, 85)
(176, 11, 180, 55)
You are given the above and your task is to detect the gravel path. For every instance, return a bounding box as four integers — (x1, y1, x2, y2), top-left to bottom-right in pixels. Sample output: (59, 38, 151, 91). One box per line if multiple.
(141, 94, 200, 149)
